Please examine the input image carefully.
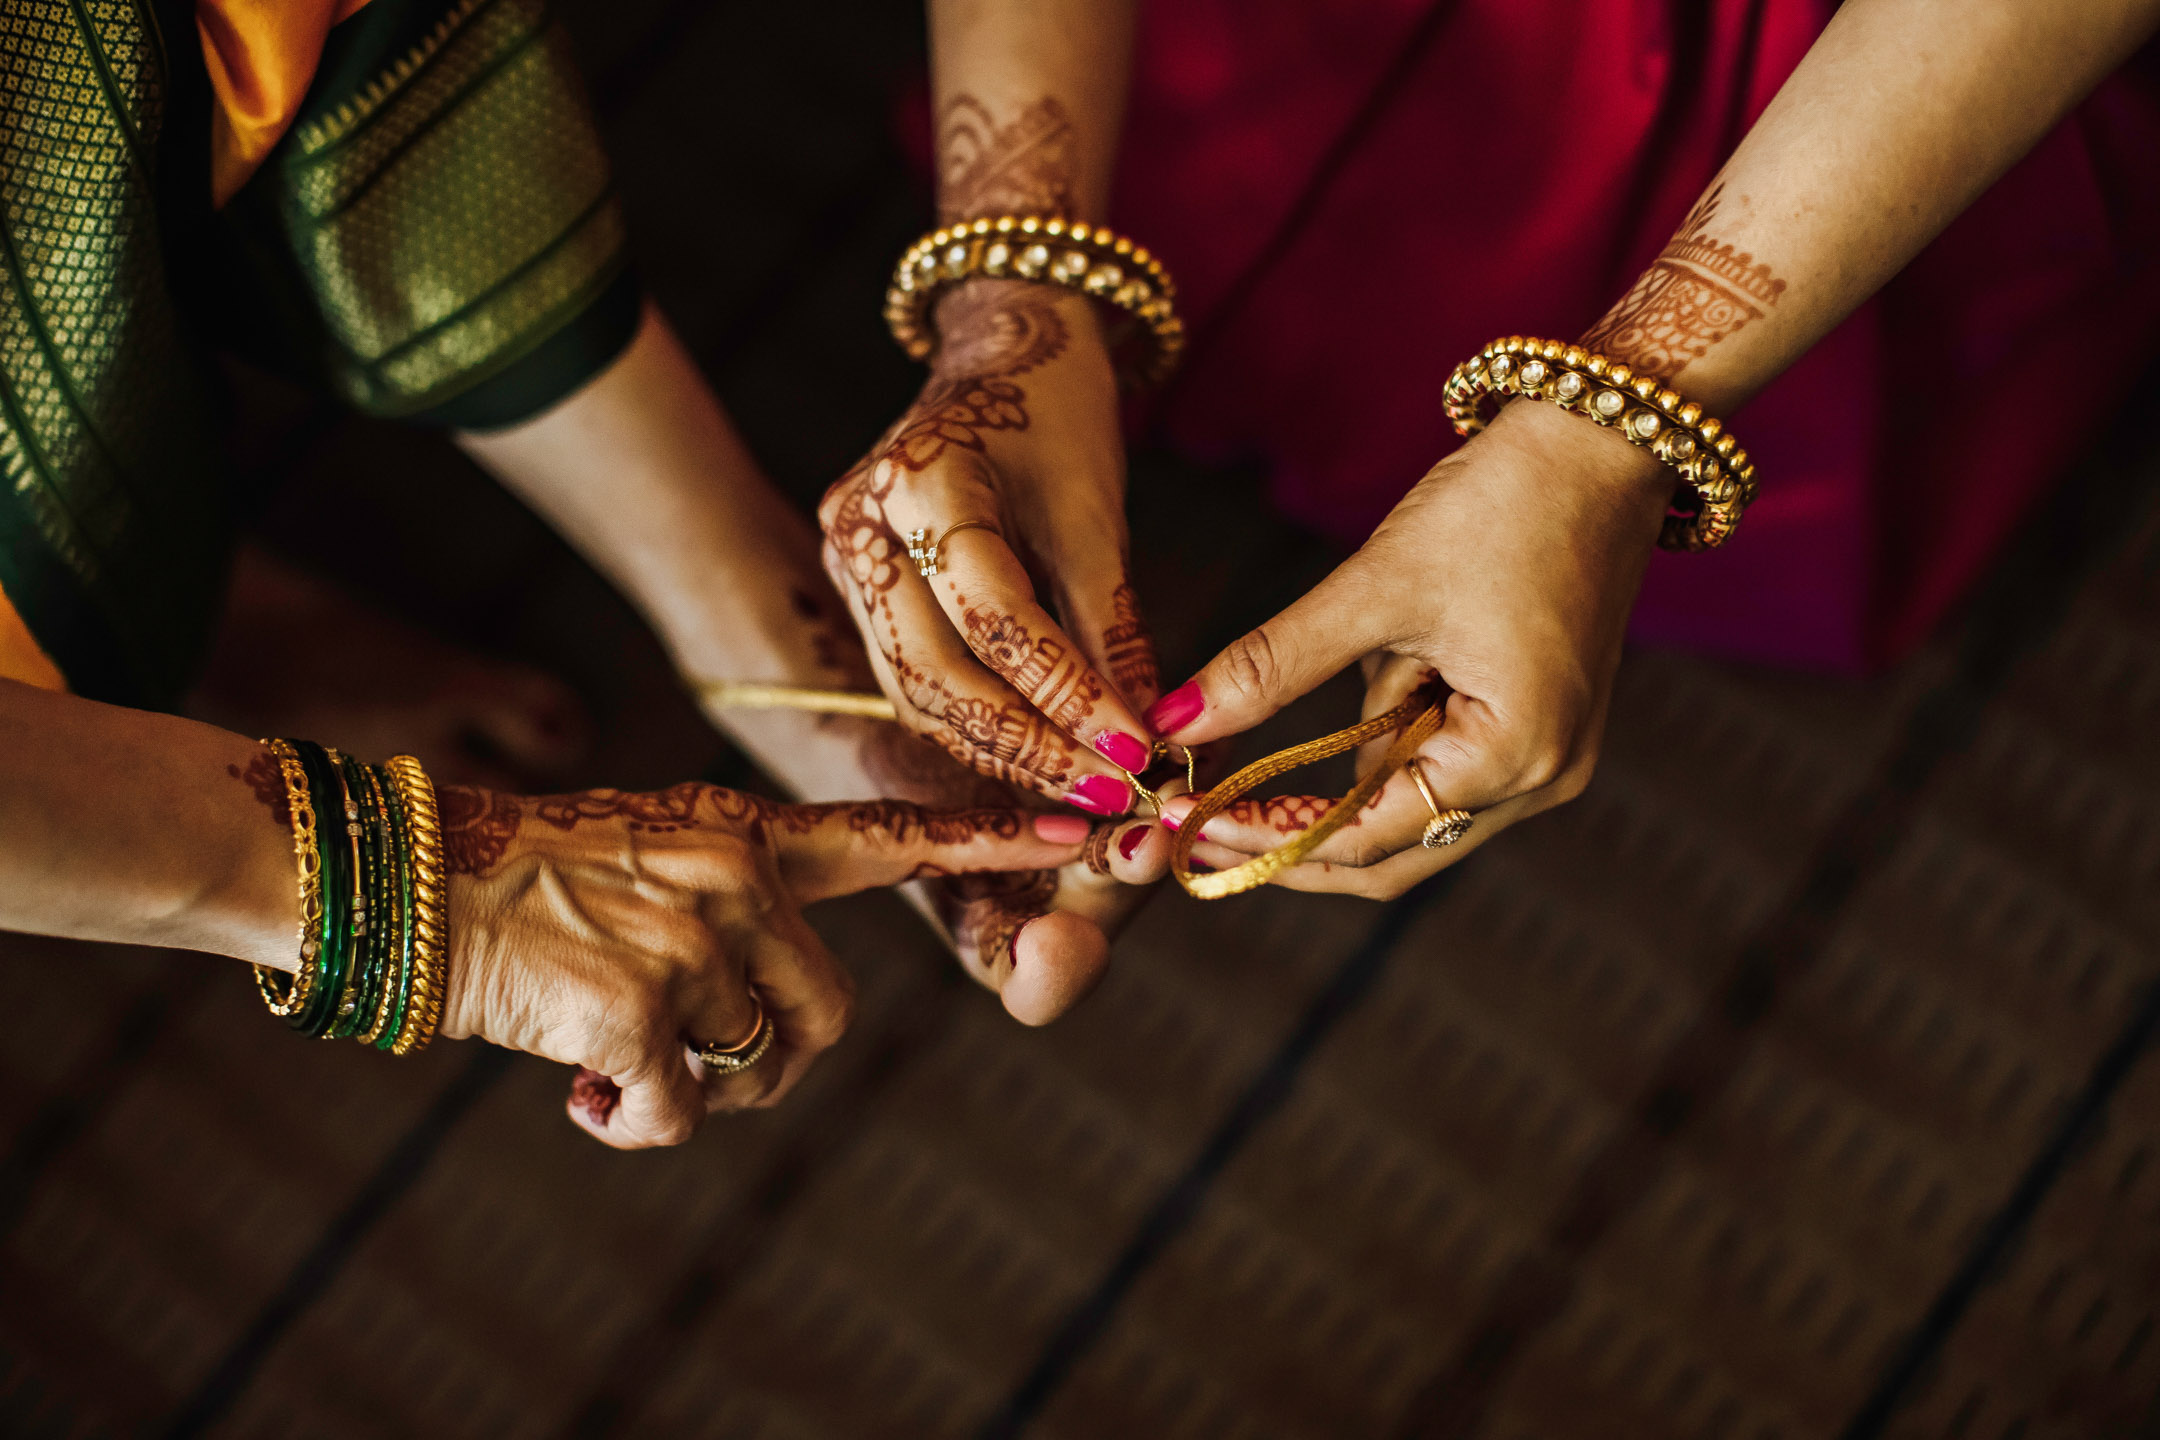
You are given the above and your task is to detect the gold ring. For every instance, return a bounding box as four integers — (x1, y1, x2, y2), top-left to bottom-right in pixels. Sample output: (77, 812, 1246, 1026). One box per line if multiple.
(905, 520, 1000, 578)
(1406, 759, 1473, 849)
(692, 994, 774, 1075)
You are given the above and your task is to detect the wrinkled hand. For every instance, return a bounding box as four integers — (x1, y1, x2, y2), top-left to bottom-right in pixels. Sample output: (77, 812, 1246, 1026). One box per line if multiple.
(434, 781, 1085, 1147)
(1155, 400, 1672, 896)
(819, 280, 1163, 819)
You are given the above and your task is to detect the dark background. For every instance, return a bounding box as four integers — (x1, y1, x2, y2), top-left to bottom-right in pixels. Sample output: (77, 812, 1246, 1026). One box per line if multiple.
(4, 1, 2160, 1436)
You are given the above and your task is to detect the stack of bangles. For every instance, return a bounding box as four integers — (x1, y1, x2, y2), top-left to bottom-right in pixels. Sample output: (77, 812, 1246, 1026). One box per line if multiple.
(254, 739, 447, 1054)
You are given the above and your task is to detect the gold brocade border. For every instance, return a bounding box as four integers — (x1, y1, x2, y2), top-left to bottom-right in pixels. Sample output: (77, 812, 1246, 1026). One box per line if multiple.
(269, 0, 627, 417)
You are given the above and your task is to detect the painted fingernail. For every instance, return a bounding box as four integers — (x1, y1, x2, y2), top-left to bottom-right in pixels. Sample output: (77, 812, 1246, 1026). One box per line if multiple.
(1094, 730, 1152, 772)
(1117, 825, 1151, 861)
(570, 1067, 620, 1126)
(1033, 813, 1092, 844)
(1067, 775, 1133, 816)
(1143, 681, 1204, 736)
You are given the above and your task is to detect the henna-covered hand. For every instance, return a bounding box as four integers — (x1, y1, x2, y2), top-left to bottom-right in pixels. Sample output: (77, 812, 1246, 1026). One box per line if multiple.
(819, 94, 1165, 818)
(430, 779, 1085, 1147)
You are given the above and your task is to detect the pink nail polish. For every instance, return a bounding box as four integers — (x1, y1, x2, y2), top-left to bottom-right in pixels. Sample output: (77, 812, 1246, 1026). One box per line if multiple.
(1144, 681, 1204, 736)
(1094, 730, 1152, 773)
(1033, 813, 1092, 844)
(1161, 812, 1181, 832)
(1117, 826, 1150, 861)
(1067, 775, 1133, 817)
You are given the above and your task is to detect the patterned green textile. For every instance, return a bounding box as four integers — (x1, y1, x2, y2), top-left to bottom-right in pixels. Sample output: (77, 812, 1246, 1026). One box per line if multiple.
(0, 0, 630, 708)
(0, 0, 226, 707)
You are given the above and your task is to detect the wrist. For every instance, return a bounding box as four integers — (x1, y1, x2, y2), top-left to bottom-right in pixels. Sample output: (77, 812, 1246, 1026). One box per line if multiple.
(1486, 392, 1674, 516)
(931, 278, 1110, 366)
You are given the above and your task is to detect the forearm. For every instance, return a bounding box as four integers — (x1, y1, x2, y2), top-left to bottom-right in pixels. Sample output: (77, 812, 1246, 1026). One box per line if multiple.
(459, 305, 855, 689)
(0, 680, 295, 965)
(928, 0, 1137, 222)
(1586, 0, 2160, 411)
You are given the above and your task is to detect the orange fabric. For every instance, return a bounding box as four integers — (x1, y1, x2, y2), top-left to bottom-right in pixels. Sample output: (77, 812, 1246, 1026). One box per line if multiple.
(0, 583, 68, 693)
(198, 0, 374, 206)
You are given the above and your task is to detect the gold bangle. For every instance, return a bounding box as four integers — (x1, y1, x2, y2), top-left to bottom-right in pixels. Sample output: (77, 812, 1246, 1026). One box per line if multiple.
(255, 739, 323, 1018)
(695, 680, 900, 720)
(884, 215, 1184, 388)
(1442, 336, 1759, 551)
(383, 754, 448, 1055)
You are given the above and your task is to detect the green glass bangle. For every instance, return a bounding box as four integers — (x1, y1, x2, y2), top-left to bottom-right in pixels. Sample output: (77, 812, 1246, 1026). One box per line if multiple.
(291, 742, 350, 1039)
(325, 755, 369, 1040)
(334, 755, 384, 1041)
(359, 759, 403, 1049)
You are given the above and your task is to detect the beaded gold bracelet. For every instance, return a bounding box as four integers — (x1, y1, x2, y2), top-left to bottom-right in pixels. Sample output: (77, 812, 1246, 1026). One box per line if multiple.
(884, 215, 1184, 388)
(1442, 336, 1758, 551)
(383, 754, 448, 1055)
(255, 739, 323, 1018)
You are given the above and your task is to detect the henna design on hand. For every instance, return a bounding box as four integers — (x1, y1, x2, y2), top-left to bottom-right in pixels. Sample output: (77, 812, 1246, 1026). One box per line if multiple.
(945, 868, 1059, 969)
(938, 94, 1076, 223)
(1101, 582, 1159, 703)
(440, 786, 524, 876)
(570, 1067, 621, 1126)
(229, 749, 290, 830)
(1080, 823, 1116, 877)
(1581, 184, 1785, 382)
(820, 285, 1094, 793)
(962, 601, 1103, 733)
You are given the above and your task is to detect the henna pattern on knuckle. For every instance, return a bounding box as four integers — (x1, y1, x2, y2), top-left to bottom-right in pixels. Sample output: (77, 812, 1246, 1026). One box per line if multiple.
(229, 749, 290, 830)
(1080, 823, 1116, 877)
(961, 602, 1103, 733)
(570, 1067, 621, 1126)
(1581, 183, 1785, 383)
(948, 869, 1059, 970)
(1101, 582, 1159, 703)
(938, 94, 1076, 223)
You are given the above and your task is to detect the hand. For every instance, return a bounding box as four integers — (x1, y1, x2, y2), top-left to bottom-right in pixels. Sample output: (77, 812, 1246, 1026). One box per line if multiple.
(818, 279, 1163, 818)
(434, 780, 1086, 1147)
(1154, 400, 1672, 897)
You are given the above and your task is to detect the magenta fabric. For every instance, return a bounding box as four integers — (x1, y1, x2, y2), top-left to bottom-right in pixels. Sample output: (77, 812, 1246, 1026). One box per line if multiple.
(1110, 1, 2160, 670)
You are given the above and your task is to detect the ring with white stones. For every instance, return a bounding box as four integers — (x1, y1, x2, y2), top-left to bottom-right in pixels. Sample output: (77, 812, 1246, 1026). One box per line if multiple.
(692, 996, 774, 1075)
(905, 520, 999, 579)
(1406, 759, 1474, 850)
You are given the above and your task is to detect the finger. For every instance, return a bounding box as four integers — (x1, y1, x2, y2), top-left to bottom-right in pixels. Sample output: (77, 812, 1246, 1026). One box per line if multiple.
(1160, 692, 1522, 866)
(767, 801, 1091, 903)
(916, 520, 1158, 773)
(834, 531, 1137, 816)
(1255, 790, 1544, 898)
(1142, 559, 1399, 746)
(1069, 567, 1163, 716)
(720, 904, 854, 1110)
(682, 963, 774, 1111)
(587, 1049, 705, 1150)
(923, 868, 1109, 1024)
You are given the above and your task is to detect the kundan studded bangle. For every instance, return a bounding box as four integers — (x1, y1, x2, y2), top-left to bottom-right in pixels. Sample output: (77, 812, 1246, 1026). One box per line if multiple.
(1442, 336, 1759, 551)
(884, 215, 1184, 388)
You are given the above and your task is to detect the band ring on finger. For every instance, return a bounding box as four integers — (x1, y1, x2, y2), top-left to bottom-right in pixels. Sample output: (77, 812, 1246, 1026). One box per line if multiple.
(906, 520, 1000, 578)
(691, 993, 775, 1075)
(1407, 759, 1475, 849)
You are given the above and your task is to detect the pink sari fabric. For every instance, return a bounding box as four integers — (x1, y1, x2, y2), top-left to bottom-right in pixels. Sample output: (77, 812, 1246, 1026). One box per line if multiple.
(1112, 1, 2160, 670)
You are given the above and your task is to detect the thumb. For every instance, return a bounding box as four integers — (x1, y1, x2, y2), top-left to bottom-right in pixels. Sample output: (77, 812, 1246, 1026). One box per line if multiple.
(1143, 563, 1393, 747)
(767, 802, 1091, 903)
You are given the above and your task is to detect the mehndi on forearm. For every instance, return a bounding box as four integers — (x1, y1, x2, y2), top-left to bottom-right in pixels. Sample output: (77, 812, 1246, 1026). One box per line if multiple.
(1583, 0, 2160, 413)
